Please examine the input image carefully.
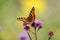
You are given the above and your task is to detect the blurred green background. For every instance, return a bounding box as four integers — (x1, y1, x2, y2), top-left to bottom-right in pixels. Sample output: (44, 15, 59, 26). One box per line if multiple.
(0, 0, 60, 40)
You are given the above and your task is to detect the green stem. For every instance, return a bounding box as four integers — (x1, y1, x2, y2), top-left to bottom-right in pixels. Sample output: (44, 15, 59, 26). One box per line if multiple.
(27, 32, 32, 40)
(48, 37, 51, 40)
(34, 27, 37, 40)
(29, 30, 35, 34)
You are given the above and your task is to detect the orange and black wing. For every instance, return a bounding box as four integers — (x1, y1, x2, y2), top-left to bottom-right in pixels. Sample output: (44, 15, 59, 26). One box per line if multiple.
(17, 7, 35, 24)
(17, 17, 29, 23)
(27, 7, 35, 24)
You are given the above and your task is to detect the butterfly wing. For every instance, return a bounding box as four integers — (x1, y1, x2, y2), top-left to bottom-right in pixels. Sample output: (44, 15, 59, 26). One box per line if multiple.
(17, 17, 30, 23)
(17, 7, 35, 24)
(27, 7, 35, 24)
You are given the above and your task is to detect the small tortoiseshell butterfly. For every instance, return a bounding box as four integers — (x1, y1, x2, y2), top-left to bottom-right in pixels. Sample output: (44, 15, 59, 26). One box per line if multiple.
(17, 7, 35, 24)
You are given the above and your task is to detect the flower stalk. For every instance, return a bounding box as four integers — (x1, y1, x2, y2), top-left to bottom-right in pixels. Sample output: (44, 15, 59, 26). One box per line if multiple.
(48, 37, 51, 40)
(34, 27, 37, 40)
(27, 32, 32, 40)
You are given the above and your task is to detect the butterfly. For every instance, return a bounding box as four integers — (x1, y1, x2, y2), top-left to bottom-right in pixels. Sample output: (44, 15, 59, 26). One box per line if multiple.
(17, 7, 35, 24)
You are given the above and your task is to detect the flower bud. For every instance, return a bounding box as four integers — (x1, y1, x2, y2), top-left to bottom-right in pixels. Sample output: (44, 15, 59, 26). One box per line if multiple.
(24, 26, 30, 31)
(48, 31, 54, 37)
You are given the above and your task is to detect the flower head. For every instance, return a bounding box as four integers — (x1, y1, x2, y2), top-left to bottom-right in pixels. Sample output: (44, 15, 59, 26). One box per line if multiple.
(24, 26, 30, 31)
(18, 33, 28, 40)
(23, 23, 30, 31)
(31, 19, 43, 28)
(48, 31, 54, 37)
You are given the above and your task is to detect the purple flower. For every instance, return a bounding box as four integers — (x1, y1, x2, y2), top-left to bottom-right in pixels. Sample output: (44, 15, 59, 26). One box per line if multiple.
(24, 26, 30, 31)
(31, 22, 35, 27)
(18, 33, 28, 40)
(23, 23, 30, 31)
(31, 19, 43, 28)
(48, 31, 54, 37)
(0, 26, 2, 31)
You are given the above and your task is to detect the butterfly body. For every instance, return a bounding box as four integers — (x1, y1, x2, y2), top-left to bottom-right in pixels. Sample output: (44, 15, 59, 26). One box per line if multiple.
(17, 7, 35, 24)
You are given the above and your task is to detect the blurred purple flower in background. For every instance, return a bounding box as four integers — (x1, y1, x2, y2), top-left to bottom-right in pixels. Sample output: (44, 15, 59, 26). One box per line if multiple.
(48, 31, 54, 37)
(18, 33, 28, 40)
(0, 26, 2, 31)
